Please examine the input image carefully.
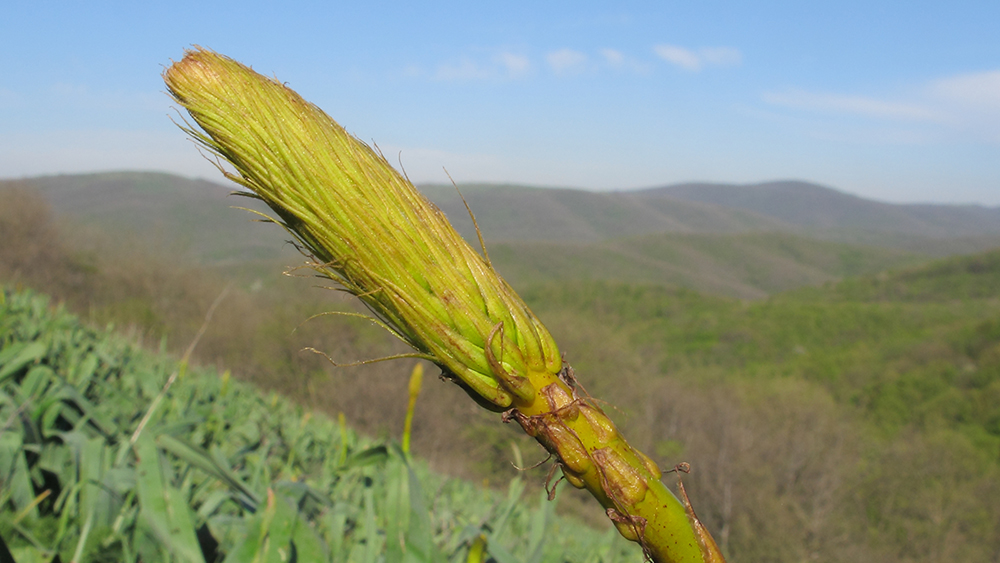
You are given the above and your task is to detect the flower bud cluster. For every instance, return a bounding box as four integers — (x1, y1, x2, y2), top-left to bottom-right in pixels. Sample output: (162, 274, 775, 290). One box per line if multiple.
(165, 48, 562, 408)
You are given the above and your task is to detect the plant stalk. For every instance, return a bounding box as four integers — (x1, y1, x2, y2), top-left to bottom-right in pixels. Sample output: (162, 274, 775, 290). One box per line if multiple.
(164, 47, 726, 563)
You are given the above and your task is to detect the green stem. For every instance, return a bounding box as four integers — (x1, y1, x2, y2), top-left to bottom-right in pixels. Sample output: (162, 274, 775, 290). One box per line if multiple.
(164, 47, 728, 563)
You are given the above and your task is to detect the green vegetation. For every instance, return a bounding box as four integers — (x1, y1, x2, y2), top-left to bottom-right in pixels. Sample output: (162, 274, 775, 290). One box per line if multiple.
(490, 231, 921, 299)
(11, 172, 1000, 298)
(0, 288, 636, 562)
(2, 168, 1000, 559)
(519, 252, 1000, 562)
(522, 260, 1000, 445)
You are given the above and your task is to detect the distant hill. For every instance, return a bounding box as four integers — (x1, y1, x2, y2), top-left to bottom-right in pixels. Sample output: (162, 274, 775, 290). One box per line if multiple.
(17, 172, 1000, 246)
(417, 183, 788, 243)
(417, 181, 1000, 252)
(644, 180, 1000, 238)
(5, 171, 999, 298)
(5, 171, 299, 267)
(489, 232, 921, 299)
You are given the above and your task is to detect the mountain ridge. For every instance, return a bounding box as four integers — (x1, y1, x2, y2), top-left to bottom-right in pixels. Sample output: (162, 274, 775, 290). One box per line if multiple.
(12, 171, 1000, 243)
(417, 179, 1000, 243)
(638, 179, 1000, 237)
(5, 171, 999, 298)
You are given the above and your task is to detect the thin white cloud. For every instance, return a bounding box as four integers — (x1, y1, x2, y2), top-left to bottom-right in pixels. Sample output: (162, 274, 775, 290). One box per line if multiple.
(761, 69, 1000, 144)
(653, 44, 742, 72)
(546, 48, 588, 75)
(653, 45, 701, 71)
(600, 48, 624, 66)
(496, 52, 531, 78)
(434, 58, 495, 81)
(433, 51, 531, 81)
(429, 46, 653, 82)
(928, 70, 1000, 142)
(930, 70, 1000, 111)
(598, 48, 650, 74)
(700, 47, 742, 67)
(762, 90, 946, 122)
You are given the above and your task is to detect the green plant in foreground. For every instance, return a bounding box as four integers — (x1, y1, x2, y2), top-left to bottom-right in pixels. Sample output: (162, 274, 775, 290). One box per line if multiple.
(165, 47, 726, 563)
(1, 287, 636, 562)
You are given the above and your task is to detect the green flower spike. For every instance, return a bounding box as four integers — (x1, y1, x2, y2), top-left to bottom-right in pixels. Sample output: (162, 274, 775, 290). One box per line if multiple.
(165, 47, 727, 563)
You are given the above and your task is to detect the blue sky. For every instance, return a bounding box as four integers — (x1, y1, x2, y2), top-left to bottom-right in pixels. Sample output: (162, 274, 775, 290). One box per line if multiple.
(2, 1, 998, 204)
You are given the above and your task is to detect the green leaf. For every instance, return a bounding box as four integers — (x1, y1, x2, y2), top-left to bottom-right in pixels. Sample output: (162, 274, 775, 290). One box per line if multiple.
(134, 434, 206, 563)
(53, 383, 118, 438)
(0, 341, 47, 383)
(385, 446, 443, 563)
(222, 489, 316, 563)
(362, 482, 380, 563)
(401, 458, 442, 563)
(523, 489, 553, 563)
(157, 433, 260, 510)
(343, 445, 388, 469)
(0, 432, 37, 521)
(290, 512, 328, 563)
(489, 477, 525, 541)
(68, 352, 99, 387)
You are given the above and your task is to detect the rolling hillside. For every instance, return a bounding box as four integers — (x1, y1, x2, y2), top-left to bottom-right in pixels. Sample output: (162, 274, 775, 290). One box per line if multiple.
(490, 232, 921, 299)
(4, 172, 1000, 562)
(5, 171, 298, 266)
(417, 182, 788, 242)
(647, 180, 1000, 237)
(16, 173, 1000, 248)
(6, 171, 1000, 298)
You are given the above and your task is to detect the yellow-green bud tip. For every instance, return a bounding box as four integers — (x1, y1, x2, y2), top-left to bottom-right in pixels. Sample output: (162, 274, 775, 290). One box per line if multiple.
(164, 48, 562, 408)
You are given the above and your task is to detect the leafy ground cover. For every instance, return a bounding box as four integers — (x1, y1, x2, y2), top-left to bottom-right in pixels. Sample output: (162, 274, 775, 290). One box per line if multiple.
(0, 288, 635, 562)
